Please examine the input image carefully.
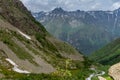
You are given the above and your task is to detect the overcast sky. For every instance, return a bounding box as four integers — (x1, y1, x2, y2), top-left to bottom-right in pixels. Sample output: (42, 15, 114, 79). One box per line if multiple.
(20, 0, 120, 12)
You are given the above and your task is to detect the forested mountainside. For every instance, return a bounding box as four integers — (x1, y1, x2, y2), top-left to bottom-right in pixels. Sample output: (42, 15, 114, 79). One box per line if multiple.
(90, 38, 120, 65)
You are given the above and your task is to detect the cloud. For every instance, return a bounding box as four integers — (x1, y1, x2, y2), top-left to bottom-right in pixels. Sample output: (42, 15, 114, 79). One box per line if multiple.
(20, 0, 120, 12)
(111, 2, 120, 10)
(91, 3, 101, 10)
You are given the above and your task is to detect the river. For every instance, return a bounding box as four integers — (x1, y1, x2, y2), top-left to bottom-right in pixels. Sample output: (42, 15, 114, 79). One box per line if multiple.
(86, 68, 105, 80)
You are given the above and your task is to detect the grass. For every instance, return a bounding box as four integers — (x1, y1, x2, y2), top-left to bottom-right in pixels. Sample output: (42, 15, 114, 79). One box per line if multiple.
(35, 32, 59, 53)
(25, 44, 40, 55)
(54, 41, 78, 55)
(0, 29, 85, 69)
(6, 40, 34, 63)
(105, 77, 113, 80)
(0, 29, 38, 65)
(0, 55, 92, 80)
(89, 38, 120, 65)
(0, 68, 92, 80)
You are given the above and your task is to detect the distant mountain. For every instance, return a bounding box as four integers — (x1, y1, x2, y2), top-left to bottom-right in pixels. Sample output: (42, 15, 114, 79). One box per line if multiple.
(90, 38, 120, 65)
(32, 7, 120, 55)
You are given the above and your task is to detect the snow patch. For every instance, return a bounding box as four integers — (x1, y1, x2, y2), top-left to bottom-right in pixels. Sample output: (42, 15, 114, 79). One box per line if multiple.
(6, 58, 30, 74)
(18, 30, 31, 40)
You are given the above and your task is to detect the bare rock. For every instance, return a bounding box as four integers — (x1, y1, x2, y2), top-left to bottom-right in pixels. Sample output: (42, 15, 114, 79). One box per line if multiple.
(109, 62, 120, 80)
(98, 76, 106, 80)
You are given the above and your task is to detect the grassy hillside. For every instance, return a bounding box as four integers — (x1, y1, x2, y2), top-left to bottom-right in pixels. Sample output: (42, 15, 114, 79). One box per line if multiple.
(0, 0, 95, 79)
(0, 25, 93, 79)
(89, 38, 120, 65)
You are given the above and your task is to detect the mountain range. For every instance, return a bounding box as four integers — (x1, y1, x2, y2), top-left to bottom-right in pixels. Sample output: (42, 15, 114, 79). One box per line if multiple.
(32, 7, 120, 55)
(0, 0, 120, 79)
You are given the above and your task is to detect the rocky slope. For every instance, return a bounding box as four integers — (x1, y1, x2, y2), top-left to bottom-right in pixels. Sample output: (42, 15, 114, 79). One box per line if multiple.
(0, 0, 86, 79)
(33, 7, 120, 55)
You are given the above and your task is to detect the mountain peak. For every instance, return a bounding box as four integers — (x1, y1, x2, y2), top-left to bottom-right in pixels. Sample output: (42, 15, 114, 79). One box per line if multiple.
(114, 7, 120, 12)
(52, 7, 65, 13)
(76, 10, 81, 12)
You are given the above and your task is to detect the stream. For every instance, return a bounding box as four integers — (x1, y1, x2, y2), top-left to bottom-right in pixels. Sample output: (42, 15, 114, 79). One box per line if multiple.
(86, 68, 105, 80)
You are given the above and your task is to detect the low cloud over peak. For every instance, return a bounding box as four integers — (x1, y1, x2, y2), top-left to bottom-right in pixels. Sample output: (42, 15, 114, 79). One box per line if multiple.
(21, 0, 120, 12)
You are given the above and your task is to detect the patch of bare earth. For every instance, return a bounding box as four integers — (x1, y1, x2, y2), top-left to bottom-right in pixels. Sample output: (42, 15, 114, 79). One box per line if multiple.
(0, 41, 55, 73)
(98, 76, 106, 80)
(0, 18, 56, 73)
(0, 73, 4, 78)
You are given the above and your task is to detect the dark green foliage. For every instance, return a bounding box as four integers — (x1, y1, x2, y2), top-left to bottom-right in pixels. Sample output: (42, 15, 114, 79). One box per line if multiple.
(83, 57, 93, 68)
(89, 38, 120, 65)
(3, 39, 12, 46)
(31, 18, 47, 33)
(35, 33, 58, 53)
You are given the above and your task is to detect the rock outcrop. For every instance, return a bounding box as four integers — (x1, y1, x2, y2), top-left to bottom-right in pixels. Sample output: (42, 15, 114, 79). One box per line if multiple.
(109, 62, 120, 80)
